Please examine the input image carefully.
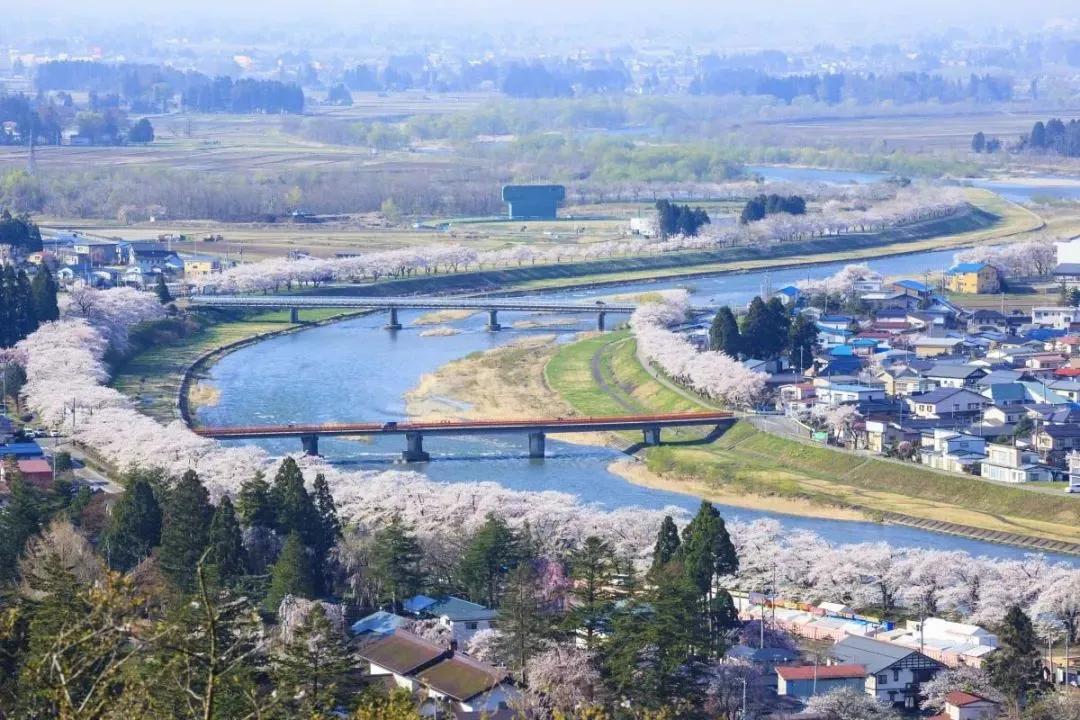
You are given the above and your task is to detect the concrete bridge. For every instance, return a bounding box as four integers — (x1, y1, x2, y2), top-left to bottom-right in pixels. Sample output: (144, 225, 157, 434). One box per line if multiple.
(192, 412, 734, 462)
(188, 294, 691, 331)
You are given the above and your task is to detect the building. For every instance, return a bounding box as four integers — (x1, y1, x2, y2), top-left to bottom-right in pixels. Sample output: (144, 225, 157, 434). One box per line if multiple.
(1032, 306, 1079, 331)
(907, 388, 988, 420)
(815, 383, 886, 406)
(350, 610, 409, 636)
(181, 254, 223, 278)
(1068, 452, 1080, 493)
(501, 185, 565, 220)
(912, 337, 964, 358)
(924, 364, 988, 389)
(945, 263, 1001, 294)
(830, 634, 944, 708)
(930, 691, 1000, 720)
(980, 443, 1052, 483)
(776, 664, 867, 701)
(403, 595, 497, 644)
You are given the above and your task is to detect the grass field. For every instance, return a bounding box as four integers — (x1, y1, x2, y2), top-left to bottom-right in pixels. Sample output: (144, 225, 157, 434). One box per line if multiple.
(111, 308, 351, 423)
(546, 330, 1080, 544)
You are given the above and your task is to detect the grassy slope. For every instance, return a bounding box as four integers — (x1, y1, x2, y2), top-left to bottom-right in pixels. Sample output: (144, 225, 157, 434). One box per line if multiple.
(546, 331, 1080, 543)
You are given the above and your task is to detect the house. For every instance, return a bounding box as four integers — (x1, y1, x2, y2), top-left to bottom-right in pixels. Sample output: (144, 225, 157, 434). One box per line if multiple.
(830, 634, 944, 708)
(816, 382, 886, 406)
(861, 291, 916, 310)
(72, 239, 121, 267)
(779, 383, 817, 414)
(919, 429, 987, 473)
(1032, 306, 1079, 331)
(403, 595, 497, 644)
(181, 254, 223, 278)
(726, 644, 799, 672)
(912, 337, 963, 358)
(125, 241, 179, 272)
(0, 442, 44, 459)
(1033, 424, 1080, 460)
(907, 388, 989, 419)
(891, 279, 933, 300)
(968, 309, 1009, 333)
(865, 420, 921, 454)
(351, 610, 409, 636)
(930, 691, 1000, 720)
(1048, 379, 1080, 402)
(776, 664, 867, 701)
(773, 285, 801, 306)
(501, 184, 565, 220)
(981, 443, 1052, 483)
(980, 404, 1025, 427)
(878, 367, 935, 397)
(924, 364, 988, 389)
(945, 263, 1001, 294)
(356, 630, 517, 715)
(1068, 452, 1080, 493)
(16, 458, 53, 488)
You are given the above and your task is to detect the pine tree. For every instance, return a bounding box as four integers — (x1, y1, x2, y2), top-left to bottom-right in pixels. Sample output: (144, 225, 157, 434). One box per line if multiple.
(310, 473, 341, 564)
(101, 478, 162, 571)
(272, 604, 357, 715)
(265, 532, 316, 613)
(205, 496, 247, 586)
(236, 471, 276, 530)
(984, 605, 1048, 705)
(651, 515, 681, 572)
(0, 476, 45, 582)
(0, 265, 15, 347)
(564, 536, 616, 650)
(30, 265, 59, 323)
(496, 563, 552, 683)
(788, 312, 819, 371)
(677, 501, 739, 657)
(709, 306, 742, 357)
(158, 470, 213, 592)
(739, 296, 770, 359)
(14, 269, 38, 340)
(272, 458, 318, 543)
(154, 273, 172, 304)
(369, 514, 425, 609)
(459, 513, 519, 607)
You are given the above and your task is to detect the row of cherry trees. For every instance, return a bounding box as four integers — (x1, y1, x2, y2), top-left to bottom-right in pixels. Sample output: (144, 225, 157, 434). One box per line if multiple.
(630, 291, 769, 408)
(955, 236, 1059, 278)
(194, 187, 966, 295)
(12, 286, 1080, 637)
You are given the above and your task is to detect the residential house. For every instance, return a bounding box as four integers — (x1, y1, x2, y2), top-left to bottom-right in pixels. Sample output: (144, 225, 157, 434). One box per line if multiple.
(830, 634, 944, 708)
(907, 388, 988, 420)
(1032, 306, 1079, 331)
(1048, 379, 1080, 402)
(72, 239, 121, 267)
(980, 383, 1027, 407)
(865, 420, 920, 454)
(945, 263, 1001, 294)
(779, 383, 817, 414)
(968, 309, 1008, 333)
(1068, 452, 1080, 493)
(919, 429, 987, 473)
(861, 291, 916, 310)
(980, 403, 1025, 428)
(816, 382, 886, 406)
(878, 367, 935, 397)
(125, 241, 179, 272)
(181, 254, 223, 278)
(890, 279, 933, 302)
(913, 337, 963, 358)
(403, 595, 497, 644)
(930, 691, 1000, 720)
(980, 443, 1052, 483)
(924, 364, 987, 389)
(1034, 424, 1080, 462)
(773, 285, 801, 306)
(351, 610, 409, 636)
(776, 664, 867, 701)
(1050, 335, 1080, 355)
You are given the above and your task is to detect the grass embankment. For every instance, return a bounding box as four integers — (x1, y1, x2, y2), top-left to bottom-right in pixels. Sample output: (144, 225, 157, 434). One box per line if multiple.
(546, 331, 1080, 543)
(111, 308, 351, 423)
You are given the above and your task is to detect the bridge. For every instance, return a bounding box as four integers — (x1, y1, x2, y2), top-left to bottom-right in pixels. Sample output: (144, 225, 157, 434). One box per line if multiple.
(189, 295, 682, 331)
(192, 412, 735, 461)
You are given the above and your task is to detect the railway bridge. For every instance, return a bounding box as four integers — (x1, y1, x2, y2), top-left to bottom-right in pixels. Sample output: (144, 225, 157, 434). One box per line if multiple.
(192, 412, 735, 462)
(188, 294, 711, 331)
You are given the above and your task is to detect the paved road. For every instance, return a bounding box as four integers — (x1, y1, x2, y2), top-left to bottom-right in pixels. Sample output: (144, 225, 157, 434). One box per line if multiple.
(37, 437, 123, 494)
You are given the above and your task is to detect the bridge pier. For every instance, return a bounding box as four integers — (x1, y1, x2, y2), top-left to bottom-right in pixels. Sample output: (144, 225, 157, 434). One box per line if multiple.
(642, 426, 661, 446)
(402, 432, 430, 462)
(486, 309, 501, 331)
(386, 307, 402, 330)
(597, 311, 606, 331)
(300, 433, 319, 456)
(528, 431, 546, 459)
(290, 307, 300, 323)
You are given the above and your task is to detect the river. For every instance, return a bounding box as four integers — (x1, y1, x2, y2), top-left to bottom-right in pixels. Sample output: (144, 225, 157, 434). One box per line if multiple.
(196, 244, 1076, 561)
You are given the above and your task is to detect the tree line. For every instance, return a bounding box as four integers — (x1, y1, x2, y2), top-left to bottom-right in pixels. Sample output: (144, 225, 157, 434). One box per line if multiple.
(739, 193, 806, 224)
(1023, 118, 1080, 157)
(181, 77, 304, 114)
(654, 199, 710, 238)
(0, 265, 58, 348)
(709, 296, 819, 370)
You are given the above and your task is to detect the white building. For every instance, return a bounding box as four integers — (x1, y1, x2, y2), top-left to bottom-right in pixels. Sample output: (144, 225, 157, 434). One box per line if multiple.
(830, 634, 944, 708)
(980, 443, 1052, 484)
(1032, 306, 1079, 330)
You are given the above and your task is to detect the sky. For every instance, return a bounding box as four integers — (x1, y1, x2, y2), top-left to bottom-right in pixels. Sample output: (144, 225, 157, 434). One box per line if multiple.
(17, 0, 1080, 47)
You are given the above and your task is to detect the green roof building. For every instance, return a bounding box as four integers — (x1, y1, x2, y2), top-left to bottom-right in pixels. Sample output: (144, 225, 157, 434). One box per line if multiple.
(501, 184, 565, 220)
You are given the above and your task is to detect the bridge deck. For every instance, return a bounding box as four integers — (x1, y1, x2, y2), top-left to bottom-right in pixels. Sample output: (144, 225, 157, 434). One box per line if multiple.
(189, 295, 640, 314)
(194, 411, 734, 439)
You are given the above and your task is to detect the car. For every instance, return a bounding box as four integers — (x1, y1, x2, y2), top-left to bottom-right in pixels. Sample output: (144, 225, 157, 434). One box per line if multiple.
(382, 421, 398, 431)
(49, 430, 62, 438)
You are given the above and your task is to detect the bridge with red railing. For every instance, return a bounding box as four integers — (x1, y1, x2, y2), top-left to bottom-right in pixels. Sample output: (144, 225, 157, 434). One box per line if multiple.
(192, 411, 735, 461)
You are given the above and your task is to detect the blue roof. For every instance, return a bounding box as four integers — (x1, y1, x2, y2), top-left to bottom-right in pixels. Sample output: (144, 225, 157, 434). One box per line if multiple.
(350, 611, 408, 636)
(829, 345, 854, 356)
(403, 594, 438, 614)
(427, 596, 497, 622)
(983, 383, 1026, 403)
(852, 338, 879, 347)
(948, 262, 990, 274)
(0, 442, 43, 457)
(776, 285, 800, 297)
(893, 279, 930, 292)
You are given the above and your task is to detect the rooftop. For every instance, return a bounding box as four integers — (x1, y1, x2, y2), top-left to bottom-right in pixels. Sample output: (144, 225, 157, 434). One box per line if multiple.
(417, 653, 507, 702)
(776, 664, 867, 681)
(356, 630, 447, 675)
(948, 262, 990, 273)
(831, 634, 935, 674)
(945, 690, 997, 707)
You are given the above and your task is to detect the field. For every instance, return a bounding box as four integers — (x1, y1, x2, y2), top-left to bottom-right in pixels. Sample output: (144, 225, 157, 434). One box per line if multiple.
(545, 330, 1080, 546)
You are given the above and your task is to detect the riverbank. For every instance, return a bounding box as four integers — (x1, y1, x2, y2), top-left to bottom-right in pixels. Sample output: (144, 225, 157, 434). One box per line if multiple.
(545, 331, 1080, 550)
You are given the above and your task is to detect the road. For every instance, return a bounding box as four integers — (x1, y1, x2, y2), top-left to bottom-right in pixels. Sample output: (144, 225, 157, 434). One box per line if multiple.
(36, 437, 123, 494)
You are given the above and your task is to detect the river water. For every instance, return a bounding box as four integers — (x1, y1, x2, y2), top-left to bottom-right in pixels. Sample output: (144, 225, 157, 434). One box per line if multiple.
(197, 236, 1077, 561)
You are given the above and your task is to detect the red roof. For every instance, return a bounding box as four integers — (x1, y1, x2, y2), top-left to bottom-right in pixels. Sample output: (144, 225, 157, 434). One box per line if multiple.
(1055, 367, 1080, 377)
(17, 459, 51, 474)
(777, 664, 866, 681)
(945, 691, 995, 707)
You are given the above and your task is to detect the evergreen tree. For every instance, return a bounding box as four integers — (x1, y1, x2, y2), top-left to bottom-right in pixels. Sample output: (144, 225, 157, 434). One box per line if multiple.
(205, 496, 247, 586)
(272, 458, 318, 544)
(764, 297, 791, 359)
(739, 296, 771, 359)
(369, 514, 425, 609)
(154, 273, 172, 304)
(14, 269, 38, 340)
(29, 265, 59, 323)
(788, 311, 820, 371)
(984, 605, 1048, 705)
(158, 469, 213, 592)
(100, 478, 162, 571)
(236, 471, 276, 530)
(496, 563, 553, 683)
(266, 532, 316, 612)
(972, 131, 986, 153)
(676, 501, 739, 657)
(310, 473, 341, 565)
(128, 117, 155, 143)
(0, 476, 46, 582)
(709, 306, 742, 357)
(651, 515, 681, 572)
(272, 604, 357, 715)
(563, 536, 616, 650)
(459, 513, 520, 607)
